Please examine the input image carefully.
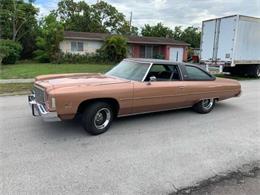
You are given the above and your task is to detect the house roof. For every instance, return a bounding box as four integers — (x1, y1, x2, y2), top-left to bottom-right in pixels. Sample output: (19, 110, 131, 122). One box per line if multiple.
(127, 36, 189, 46)
(63, 31, 190, 46)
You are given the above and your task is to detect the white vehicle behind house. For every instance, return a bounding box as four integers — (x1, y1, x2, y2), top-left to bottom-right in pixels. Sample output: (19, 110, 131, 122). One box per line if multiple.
(200, 15, 260, 78)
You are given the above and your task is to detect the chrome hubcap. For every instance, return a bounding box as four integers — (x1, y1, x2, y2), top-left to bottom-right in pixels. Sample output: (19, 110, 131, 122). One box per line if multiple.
(202, 99, 214, 109)
(94, 108, 111, 130)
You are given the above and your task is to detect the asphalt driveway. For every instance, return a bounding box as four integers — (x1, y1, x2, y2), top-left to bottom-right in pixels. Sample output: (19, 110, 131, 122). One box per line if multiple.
(0, 80, 259, 195)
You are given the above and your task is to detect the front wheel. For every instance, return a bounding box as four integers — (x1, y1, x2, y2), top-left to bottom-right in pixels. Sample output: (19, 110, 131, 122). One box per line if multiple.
(193, 98, 215, 114)
(82, 102, 113, 135)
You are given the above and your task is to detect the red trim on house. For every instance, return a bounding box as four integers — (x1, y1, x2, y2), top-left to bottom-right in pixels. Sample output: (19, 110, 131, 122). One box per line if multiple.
(183, 46, 188, 62)
(132, 45, 140, 58)
(130, 44, 188, 62)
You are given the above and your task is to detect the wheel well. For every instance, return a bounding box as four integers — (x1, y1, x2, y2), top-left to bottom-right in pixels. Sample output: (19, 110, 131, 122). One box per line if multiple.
(194, 97, 219, 105)
(77, 98, 120, 116)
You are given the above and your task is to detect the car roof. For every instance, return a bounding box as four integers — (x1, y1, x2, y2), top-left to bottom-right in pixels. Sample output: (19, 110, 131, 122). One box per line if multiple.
(125, 58, 196, 67)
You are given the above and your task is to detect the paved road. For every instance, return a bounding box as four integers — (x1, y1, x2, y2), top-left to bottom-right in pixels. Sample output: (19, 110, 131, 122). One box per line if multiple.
(1, 80, 259, 195)
(190, 169, 260, 195)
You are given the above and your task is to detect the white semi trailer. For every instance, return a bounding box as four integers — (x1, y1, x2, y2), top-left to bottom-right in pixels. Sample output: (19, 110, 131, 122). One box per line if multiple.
(200, 15, 260, 78)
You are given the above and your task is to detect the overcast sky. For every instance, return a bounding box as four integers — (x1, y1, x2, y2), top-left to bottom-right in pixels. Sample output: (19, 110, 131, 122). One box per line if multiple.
(34, 0, 260, 28)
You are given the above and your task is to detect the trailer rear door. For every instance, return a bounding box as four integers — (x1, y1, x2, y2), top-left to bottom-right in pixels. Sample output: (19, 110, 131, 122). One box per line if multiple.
(200, 20, 216, 61)
(217, 16, 237, 62)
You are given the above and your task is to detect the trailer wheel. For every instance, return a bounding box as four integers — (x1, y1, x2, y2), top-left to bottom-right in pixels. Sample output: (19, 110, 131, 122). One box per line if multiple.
(229, 65, 260, 78)
(229, 68, 244, 77)
(251, 65, 260, 78)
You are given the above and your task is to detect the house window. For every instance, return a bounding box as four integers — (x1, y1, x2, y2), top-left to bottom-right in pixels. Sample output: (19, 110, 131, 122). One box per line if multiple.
(145, 46, 153, 58)
(71, 41, 84, 52)
(140, 45, 163, 59)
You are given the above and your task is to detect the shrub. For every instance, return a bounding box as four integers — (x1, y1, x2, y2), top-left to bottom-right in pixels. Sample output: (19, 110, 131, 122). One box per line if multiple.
(99, 35, 127, 62)
(154, 53, 164, 59)
(53, 52, 111, 64)
(0, 39, 22, 64)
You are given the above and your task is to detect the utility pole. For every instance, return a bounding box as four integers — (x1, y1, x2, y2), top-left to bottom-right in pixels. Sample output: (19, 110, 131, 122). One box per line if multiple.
(129, 11, 133, 32)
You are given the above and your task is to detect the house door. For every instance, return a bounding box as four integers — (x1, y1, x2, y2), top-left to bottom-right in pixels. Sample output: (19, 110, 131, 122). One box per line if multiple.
(169, 47, 183, 62)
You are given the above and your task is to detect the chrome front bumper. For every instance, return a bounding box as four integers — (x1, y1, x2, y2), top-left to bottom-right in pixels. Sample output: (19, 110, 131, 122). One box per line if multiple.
(28, 94, 60, 122)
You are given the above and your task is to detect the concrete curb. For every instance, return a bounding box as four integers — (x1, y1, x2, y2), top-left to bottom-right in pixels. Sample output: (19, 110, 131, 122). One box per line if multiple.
(0, 91, 30, 97)
(0, 79, 34, 84)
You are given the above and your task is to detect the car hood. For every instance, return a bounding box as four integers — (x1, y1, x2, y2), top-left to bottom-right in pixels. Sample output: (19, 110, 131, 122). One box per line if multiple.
(34, 73, 129, 90)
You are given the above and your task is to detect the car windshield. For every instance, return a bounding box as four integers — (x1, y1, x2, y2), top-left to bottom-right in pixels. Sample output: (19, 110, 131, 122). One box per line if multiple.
(106, 60, 150, 81)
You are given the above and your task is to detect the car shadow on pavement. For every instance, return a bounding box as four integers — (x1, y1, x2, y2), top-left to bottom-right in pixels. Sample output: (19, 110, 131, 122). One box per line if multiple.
(37, 119, 88, 138)
(113, 101, 239, 122)
(36, 108, 192, 138)
(214, 101, 245, 113)
(35, 102, 240, 138)
(110, 108, 193, 134)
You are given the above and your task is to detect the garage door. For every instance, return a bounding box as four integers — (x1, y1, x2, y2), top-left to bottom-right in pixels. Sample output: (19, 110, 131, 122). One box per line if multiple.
(169, 47, 183, 62)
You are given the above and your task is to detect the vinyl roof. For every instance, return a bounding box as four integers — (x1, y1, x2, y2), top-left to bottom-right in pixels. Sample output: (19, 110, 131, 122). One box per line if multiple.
(64, 31, 190, 46)
(125, 58, 195, 66)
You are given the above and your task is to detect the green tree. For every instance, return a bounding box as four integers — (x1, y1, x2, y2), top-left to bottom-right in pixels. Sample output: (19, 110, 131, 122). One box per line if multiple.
(179, 26, 201, 48)
(100, 35, 127, 62)
(141, 23, 201, 48)
(56, 0, 131, 34)
(91, 1, 126, 33)
(34, 13, 64, 62)
(141, 23, 173, 37)
(56, 0, 93, 32)
(0, 0, 38, 58)
(172, 26, 182, 40)
(0, 0, 38, 41)
(117, 21, 138, 35)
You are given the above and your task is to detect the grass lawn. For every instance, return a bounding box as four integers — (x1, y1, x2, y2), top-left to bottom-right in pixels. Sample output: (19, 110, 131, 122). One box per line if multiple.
(0, 63, 113, 79)
(0, 83, 33, 94)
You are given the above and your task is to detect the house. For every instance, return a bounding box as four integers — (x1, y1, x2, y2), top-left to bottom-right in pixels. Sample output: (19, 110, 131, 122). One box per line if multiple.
(60, 31, 190, 62)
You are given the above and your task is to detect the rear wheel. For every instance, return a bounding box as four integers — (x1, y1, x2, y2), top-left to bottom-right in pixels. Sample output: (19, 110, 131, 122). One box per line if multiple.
(227, 65, 260, 78)
(229, 69, 244, 76)
(193, 98, 215, 114)
(82, 102, 113, 135)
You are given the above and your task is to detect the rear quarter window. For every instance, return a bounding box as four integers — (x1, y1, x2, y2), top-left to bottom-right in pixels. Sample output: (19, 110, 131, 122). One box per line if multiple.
(185, 65, 214, 80)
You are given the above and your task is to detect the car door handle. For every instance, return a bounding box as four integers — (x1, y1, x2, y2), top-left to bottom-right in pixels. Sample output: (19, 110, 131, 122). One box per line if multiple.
(179, 86, 185, 89)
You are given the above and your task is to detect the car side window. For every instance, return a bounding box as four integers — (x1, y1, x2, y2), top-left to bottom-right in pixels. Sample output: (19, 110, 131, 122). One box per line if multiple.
(149, 64, 167, 72)
(145, 64, 181, 81)
(169, 65, 181, 81)
(185, 66, 212, 80)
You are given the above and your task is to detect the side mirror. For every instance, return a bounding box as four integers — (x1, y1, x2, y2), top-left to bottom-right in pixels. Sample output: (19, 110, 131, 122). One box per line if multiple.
(150, 76, 157, 82)
(147, 76, 156, 85)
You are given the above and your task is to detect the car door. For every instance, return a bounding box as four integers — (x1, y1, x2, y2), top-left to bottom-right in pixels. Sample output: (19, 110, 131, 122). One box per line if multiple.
(132, 64, 187, 114)
(177, 65, 217, 105)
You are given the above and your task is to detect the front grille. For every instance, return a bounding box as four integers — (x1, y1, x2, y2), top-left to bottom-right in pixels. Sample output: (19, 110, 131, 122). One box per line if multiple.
(33, 85, 45, 104)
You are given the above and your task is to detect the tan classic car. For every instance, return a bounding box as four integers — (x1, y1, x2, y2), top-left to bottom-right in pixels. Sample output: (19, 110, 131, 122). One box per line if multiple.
(28, 58, 241, 135)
